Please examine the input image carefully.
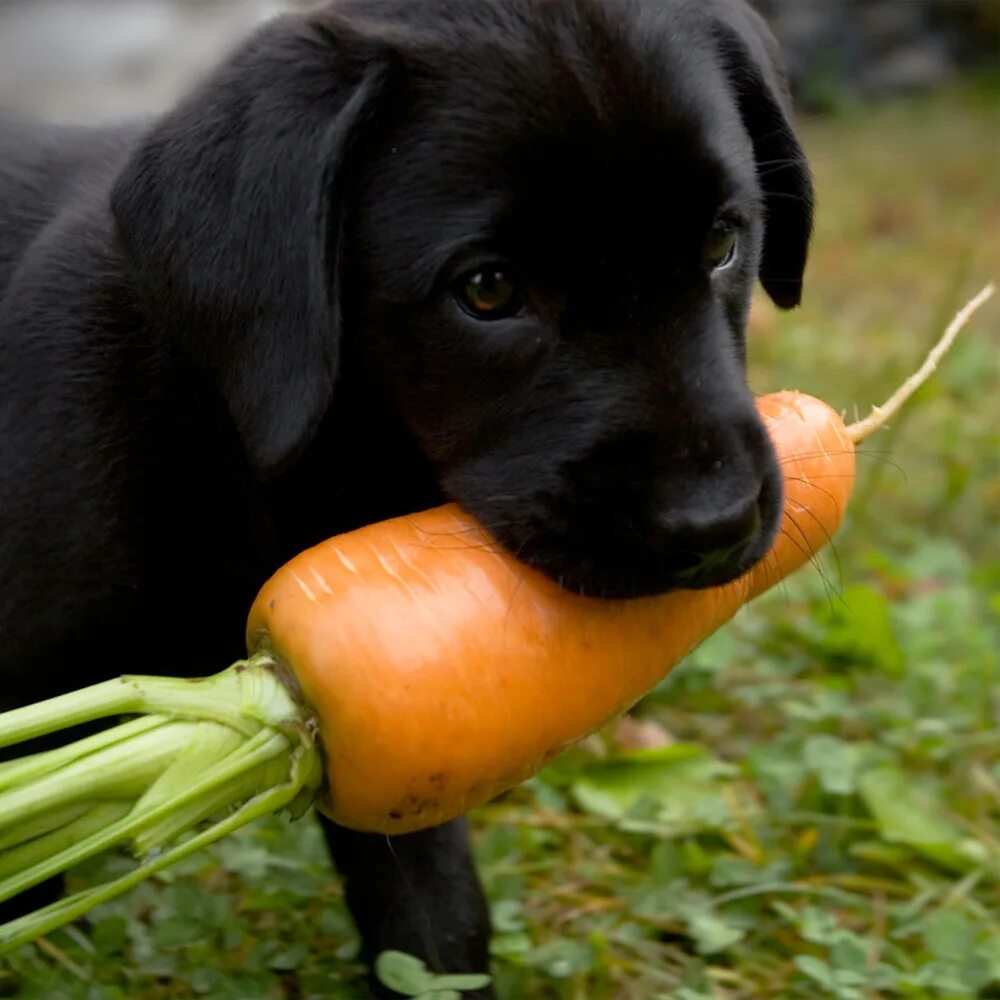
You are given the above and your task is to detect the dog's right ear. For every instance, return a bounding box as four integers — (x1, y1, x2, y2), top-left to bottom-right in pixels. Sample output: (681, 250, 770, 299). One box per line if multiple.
(111, 14, 392, 476)
(709, 0, 813, 310)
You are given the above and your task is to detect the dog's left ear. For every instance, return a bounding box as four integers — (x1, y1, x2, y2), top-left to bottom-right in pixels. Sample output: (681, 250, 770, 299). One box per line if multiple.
(112, 14, 392, 475)
(711, 3, 813, 308)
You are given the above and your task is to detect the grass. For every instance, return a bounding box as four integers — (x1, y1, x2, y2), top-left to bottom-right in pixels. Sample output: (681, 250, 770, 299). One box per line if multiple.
(2, 79, 999, 1000)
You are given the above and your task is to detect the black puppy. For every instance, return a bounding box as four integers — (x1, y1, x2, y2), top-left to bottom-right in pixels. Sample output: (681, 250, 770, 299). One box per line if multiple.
(0, 0, 811, 994)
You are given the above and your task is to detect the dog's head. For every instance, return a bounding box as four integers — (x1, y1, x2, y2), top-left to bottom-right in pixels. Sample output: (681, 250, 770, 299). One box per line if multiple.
(112, 0, 812, 599)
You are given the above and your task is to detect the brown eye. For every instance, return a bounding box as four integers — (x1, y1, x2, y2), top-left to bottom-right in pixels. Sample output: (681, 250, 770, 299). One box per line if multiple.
(704, 224, 738, 271)
(454, 267, 522, 320)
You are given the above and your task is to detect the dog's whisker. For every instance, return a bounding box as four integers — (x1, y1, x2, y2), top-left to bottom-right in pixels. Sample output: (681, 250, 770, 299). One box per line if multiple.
(782, 510, 844, 608)
(756, 189, 813, 205)
(756, 158, 811, 179)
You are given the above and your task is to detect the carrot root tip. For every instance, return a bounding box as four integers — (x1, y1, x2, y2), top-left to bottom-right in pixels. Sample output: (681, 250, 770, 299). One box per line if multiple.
(846, 282, 994, 444)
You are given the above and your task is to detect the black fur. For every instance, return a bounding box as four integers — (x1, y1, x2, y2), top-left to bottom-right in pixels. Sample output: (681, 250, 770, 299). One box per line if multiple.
(0, 1, 810, 994)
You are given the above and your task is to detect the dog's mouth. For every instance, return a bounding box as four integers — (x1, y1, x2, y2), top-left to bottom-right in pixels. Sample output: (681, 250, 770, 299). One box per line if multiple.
(500, 527, 776, 601)
(445, 469, 783, 602)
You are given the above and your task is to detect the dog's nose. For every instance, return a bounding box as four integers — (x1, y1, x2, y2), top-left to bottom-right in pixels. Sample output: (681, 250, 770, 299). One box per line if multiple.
(659, 495, 763, 583)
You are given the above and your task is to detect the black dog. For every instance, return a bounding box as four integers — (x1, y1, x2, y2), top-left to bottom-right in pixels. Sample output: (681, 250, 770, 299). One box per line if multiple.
(0, 0, 811, 994)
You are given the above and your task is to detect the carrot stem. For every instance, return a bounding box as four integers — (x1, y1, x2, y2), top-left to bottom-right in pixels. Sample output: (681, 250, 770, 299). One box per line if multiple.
(0, 656, 298, 748)
(0, 723, 201, 830)
(0, 715, 168, 792)
(846, 283, 994, 444)
(0, 655, 322, 953)
(0, 729, 290, 905)
(0, 769, 308, 954)
(0, 803, 132, 881)
(0, 803, 91, 853)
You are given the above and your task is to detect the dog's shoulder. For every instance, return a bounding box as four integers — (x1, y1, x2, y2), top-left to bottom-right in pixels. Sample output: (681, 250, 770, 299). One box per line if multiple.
(0, 115, 141, 188)
(0, 116, 142, 296)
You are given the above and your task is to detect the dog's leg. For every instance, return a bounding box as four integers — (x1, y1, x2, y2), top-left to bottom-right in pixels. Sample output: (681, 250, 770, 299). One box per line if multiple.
(320, 816, 494, 999)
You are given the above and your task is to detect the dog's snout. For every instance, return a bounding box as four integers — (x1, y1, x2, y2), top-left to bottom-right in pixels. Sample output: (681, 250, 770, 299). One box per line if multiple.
(660, 494, 763, 583)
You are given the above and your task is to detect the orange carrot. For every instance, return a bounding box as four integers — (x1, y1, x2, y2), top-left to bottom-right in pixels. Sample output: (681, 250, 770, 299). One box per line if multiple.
(247, 391, 855, 833)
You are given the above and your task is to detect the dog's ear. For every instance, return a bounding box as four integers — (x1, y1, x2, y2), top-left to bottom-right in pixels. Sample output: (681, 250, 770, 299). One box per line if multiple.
(710, 3, 813, 308)
(111, 15, 391, 475)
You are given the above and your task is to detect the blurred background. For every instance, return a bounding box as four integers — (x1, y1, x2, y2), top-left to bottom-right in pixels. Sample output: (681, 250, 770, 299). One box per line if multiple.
(1, 3, 997, 999)
(0, 0, 997, 120)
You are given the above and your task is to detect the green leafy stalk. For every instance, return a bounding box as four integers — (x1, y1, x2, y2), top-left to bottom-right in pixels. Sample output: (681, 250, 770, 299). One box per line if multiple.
(0, 715, 168, 791)
(0, 802, 90, 853)
(0, 803, 132, 881)
(0, 723, 204, 829)
(0, 652, 323, 953)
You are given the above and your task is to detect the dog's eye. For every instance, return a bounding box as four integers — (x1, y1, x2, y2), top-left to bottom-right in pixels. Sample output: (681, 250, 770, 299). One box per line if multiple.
(704, 223, 738, 271)
(454, 268, 522, 320)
